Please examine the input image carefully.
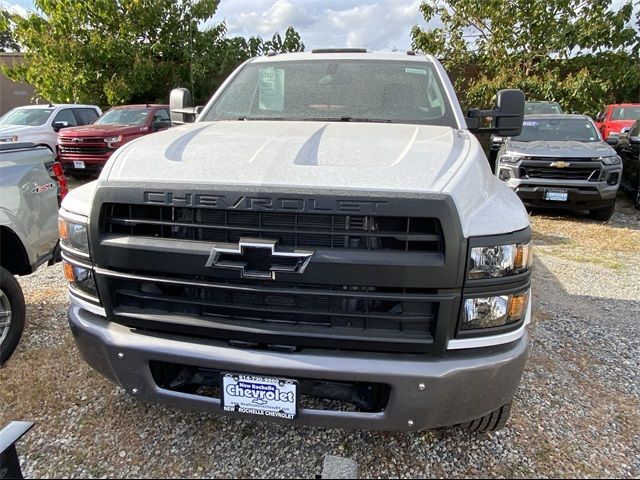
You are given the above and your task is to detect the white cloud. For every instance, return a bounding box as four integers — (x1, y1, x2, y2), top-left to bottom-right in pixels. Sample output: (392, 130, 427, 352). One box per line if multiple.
(0, 1, 29, 17)
(213, 0, 433, 51)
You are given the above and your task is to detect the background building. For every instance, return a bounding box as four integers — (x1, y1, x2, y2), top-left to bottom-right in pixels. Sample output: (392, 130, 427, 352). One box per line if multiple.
(0, 52, 39, 116)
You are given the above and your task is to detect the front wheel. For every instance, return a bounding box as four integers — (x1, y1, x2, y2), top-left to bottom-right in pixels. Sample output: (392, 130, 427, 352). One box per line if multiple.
(459, 402, 512, 432)
(589, 203, 616, 221)
(0, 266, 26, 366)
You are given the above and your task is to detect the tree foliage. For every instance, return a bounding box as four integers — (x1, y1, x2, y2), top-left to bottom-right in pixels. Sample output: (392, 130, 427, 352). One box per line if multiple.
(0, 7, 20, 52)
(411, 0, 640, 114)
(4, 0, 304, 106)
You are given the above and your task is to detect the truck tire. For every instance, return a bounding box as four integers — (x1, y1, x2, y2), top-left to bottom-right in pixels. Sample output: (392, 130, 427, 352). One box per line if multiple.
(459, 402, 512, 432)
(588, 203, 615, 221)
(0, 266, 26, 366)
(634, 175, 640, 210)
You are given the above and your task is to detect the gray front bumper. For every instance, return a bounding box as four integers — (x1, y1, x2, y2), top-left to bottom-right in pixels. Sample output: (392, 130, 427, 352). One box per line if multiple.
(68, 305, 529, 432)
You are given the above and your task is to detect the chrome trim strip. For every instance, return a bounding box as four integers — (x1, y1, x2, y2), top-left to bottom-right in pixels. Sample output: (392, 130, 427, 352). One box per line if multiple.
(61, 251, 93, 269)
(69, 290, 105, 316)
(60, 243, 91, 259)
(447, 294, 532, 350)
(59, 208, 88, 224)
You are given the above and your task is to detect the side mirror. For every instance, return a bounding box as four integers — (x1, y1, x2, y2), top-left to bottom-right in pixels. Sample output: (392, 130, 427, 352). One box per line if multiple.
(169, 88, 204, 124)
(629, 136, 640, 145)
(466, 89, 525, 137)
(52, 121, 69, 132)
(153, 120, 171, 131)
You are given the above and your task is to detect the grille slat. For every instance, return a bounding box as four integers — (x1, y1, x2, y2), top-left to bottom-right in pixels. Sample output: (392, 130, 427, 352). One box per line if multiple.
(103, 204, 444, 252)
(520, 165, 601, 181)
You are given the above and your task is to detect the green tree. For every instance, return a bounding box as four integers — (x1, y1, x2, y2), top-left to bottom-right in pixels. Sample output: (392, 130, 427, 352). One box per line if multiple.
(4, 0, 304, 106)
(411, 0, 639, 114)
(0, 7, 20, 52)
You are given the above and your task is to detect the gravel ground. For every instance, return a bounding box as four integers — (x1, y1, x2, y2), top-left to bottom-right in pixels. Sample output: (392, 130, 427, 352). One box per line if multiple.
(1, 193, 639, 478)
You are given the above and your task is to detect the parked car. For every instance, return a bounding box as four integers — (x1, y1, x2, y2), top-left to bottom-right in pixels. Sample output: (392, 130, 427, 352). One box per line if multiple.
(0, 104, 102, 155)
(525, 101, 563, 114)
(0, 143, 66, 364)
(489, 101, 564, 166)
(58, 104, 171, 178)
(595, 103, 640, 145)
(496, 114, 622, 221)
(615, 119, 640, 209)
(60, 50, 532, 433)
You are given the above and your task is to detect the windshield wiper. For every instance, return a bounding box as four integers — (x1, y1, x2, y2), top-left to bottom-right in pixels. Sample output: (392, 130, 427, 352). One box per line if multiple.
(301, 116, 392, 123)
(236, 116, 285, 121)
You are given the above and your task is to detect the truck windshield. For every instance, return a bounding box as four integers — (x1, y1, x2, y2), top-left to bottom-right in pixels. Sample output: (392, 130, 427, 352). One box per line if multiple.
(512, 118, 600, 142)
(611, 106, 640, 121)
(524, 102, 563, 114)
(95, 108, 151, 126)
(0, 108, 55, 126)
(203, 60, 457, 127)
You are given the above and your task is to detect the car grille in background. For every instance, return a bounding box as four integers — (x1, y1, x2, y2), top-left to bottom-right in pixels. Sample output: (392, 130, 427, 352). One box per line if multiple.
(520, 165, 601, 181)
(102, 203, 444, 252)
(59, 137, 108, 155)
(107, 272, 438, 352)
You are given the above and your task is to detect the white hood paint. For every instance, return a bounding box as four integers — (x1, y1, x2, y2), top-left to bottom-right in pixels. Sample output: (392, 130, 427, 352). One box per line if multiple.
(81, 121, 529, 237)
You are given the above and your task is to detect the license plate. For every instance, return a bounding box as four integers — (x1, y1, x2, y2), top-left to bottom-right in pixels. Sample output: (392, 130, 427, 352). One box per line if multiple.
(222, 374, 297, 420)
(544, 190, 568, 202)
(73, 161, 85, 169)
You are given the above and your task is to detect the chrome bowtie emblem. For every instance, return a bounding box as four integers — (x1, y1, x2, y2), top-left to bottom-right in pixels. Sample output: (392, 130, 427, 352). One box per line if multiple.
(205, 238, 314, 279)
(550, 161, 571, 168)
(72, 138, 83, 143)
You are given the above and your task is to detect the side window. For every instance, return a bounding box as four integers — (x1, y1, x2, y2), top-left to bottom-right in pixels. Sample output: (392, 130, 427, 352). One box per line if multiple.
(631, 122, 640, 137)
(74, 108, 99, 125)
(52, 109, 78, 127)
(152, 109, 171, 130)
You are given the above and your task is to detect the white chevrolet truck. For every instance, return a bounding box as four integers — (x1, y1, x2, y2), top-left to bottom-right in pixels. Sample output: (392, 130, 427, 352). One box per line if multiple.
(59, 50, 532, 432)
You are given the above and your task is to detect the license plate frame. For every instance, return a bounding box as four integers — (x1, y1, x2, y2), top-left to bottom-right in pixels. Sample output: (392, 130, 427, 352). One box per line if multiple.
(544, 189, 569, 202)
(221, 373, 298, 420)
(73, 160, 86, 169)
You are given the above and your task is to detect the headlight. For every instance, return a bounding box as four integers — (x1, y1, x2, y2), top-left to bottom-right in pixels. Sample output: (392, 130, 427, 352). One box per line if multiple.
(498, 154, 524, 163)
(598, 155, 621, 165)
(58, 214, 89, 255)
(462, 290, 529, 330)
(104, 135, 122, 147)
(0, 135, 18, 143)
(469, 241, 532, 279)
(63, 261, 98, 298)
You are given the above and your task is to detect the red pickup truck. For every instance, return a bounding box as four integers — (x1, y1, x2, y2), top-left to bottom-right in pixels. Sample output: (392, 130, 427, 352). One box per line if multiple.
(595, 103, 640, 145)
(58, 104, 171, 178)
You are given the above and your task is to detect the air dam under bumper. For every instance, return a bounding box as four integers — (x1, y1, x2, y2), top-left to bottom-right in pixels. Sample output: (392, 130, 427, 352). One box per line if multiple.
(68, 304, 529, 431)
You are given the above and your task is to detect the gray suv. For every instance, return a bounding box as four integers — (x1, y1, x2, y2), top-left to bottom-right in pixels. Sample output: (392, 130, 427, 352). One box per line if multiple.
(495, 114, 622, 221)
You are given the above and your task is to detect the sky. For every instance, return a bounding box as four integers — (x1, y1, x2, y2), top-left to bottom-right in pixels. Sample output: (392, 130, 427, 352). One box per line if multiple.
(1, 0, 434, 51)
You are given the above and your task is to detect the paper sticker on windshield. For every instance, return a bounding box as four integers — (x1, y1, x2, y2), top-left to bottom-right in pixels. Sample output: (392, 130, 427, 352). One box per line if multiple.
(405, 68, 427, 75)
(523, 121, 539, 126)
(259, 68, 285, 111)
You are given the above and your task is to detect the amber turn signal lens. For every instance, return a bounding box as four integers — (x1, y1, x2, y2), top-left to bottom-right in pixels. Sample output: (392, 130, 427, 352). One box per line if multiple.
(58, 218, 68, 240)
(63, 261, 75, 282)
(508, 291, 529, 321)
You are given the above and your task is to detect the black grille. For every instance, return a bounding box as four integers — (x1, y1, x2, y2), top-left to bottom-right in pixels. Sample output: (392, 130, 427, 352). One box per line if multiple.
(102, 203, 444, 252)
(106, 272, 438, 352)
(60, 145, 109, 155)
(520, 166, 601, 181)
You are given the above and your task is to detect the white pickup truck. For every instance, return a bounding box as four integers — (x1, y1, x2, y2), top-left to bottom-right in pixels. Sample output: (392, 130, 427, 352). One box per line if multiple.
(60, 50, 531, 432)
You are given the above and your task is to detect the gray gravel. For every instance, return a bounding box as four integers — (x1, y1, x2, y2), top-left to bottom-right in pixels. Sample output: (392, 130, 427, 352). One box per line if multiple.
(1, 197, 639, 478)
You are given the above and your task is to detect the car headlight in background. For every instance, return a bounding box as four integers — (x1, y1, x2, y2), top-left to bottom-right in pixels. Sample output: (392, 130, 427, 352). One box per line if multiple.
(58, 213, 89, 255)
(104, 135, 123, 148)
(469, 241, 533, 279)
(597, 155, 621, 165)
(462, 289, 529, 330)
(0, 135, 18, 143)
(498, 154, 526, 163)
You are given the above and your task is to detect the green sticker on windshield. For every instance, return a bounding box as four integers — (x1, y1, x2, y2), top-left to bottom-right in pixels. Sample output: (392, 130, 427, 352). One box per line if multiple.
(259, 68, 285, 111)
(405, 68, 427, 75)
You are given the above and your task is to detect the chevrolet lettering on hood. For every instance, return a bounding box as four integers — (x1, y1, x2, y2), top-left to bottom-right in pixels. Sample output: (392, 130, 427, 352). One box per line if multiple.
(142, 191, 388, 214)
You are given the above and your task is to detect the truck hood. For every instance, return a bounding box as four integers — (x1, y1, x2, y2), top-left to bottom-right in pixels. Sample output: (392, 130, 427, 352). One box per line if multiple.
(107, 121, 468, 193)
(60, 124, 147, 137)
(604, 119, 636, 131)
(0, 125, 44, 137)
(507, 140, 615, 158)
